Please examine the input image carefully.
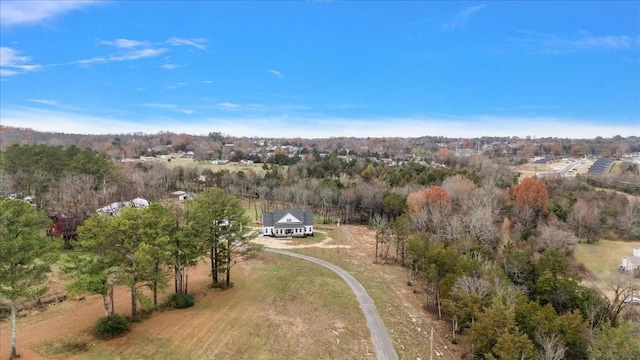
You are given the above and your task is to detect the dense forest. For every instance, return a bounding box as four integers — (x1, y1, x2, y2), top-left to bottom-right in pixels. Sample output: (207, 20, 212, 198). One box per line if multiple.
(1, 127, 640, 359)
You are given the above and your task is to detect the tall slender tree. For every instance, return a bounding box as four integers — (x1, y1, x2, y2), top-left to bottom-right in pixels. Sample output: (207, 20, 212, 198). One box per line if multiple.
(188, 188, 233, 286)
(136, 203, 174, 310)
(72, 213, 120, 317)
(187, 187, 259, 287)
(0, 199, 58, 360)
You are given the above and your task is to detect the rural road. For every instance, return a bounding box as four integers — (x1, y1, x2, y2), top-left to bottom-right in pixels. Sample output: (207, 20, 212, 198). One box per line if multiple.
(264, 248, 398, 360)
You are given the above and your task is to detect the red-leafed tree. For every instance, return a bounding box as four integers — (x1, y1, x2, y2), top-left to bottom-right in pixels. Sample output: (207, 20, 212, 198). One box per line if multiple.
(512, 178, 548, 213)
(511, 177, 549, 236)
(423, 186, 452, 205)
(407, 186, 451, 213)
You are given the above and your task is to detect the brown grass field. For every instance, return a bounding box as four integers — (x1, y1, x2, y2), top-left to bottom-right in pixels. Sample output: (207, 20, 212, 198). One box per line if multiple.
(0, 225, 459, 360)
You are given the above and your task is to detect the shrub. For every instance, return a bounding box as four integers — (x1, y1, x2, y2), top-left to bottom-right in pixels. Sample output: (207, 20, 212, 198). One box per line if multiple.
(92, 314, 131, 339)
(168, 292, 195, 309)
(212, 281, 234, 290)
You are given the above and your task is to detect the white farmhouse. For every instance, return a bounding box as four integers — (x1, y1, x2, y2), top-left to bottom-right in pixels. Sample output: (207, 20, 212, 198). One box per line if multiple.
(620, 248, 640, 273)
(262, 209, 314, 238)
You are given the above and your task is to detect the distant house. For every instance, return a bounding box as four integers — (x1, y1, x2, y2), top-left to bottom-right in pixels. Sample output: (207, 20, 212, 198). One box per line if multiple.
(211, 159, 229, 165)
(262, 209, 314, 237)
(620, 248, 640, 273)
(97, 197, 150, 216)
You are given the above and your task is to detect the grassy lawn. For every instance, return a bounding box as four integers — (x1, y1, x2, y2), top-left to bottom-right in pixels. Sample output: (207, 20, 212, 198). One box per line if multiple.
(165, 157, 275, 176)
(574, 240, 639, 279)
(64, 253, 371, 360)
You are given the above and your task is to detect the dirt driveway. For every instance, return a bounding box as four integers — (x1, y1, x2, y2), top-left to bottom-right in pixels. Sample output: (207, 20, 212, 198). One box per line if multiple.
(252, 233, 349, 249)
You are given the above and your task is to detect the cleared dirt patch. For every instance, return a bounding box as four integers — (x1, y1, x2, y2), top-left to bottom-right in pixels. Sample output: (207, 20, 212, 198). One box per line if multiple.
(253, 234, 349, 249)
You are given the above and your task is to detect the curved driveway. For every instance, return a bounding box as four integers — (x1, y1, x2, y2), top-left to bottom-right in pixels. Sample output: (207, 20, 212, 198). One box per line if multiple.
(265, 248, 398, 360)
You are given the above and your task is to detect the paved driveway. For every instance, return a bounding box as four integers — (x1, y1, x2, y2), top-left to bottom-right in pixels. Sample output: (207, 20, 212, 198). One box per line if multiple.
(265, 248, 398, 360)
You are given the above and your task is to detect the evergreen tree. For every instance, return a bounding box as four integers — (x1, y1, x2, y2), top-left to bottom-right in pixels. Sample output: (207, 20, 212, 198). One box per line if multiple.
(0, 199, 58, 359)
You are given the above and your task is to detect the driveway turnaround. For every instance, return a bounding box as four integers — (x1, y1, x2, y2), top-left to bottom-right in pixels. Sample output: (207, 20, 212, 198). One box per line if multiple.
(264, 248, 398, 360)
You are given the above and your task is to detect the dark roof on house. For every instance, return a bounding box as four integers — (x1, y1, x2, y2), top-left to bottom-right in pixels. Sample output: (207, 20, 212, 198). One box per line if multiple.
(262, 209, 314, 227)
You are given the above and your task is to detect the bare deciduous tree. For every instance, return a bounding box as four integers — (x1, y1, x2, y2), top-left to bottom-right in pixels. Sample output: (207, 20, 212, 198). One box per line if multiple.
(536, 332, 566, 360)
(466, 204, 499, 251)
(359, 179, 385, 223)
(321, 186, 339, 222)
(370, 213, 390, 263)
(257, 184, 274, 212)
(534, 223, 578, 255)
(620, 199, 640, 240)
(569, 199, 600, 243)
(338, 187, 359, 224)
(442, 174, 477, 210)
(597, 271, 639, 326)
(454, 275, 492, 298)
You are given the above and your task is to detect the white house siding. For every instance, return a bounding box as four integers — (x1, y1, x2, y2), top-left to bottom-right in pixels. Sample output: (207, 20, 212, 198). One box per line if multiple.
(262, 209, 313, 238)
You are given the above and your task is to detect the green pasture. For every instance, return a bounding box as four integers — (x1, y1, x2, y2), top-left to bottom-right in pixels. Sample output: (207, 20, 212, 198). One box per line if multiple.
(574, 240, 639, 279)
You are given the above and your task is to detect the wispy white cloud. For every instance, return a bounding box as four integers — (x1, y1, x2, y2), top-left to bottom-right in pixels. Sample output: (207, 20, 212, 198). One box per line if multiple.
(3, 35, 206, 77)
(511, 32, 640, 53)
(0, 47, 42, 77)
(162, 63, 179, 70)
(201, 80, 213, 84)
(99, 39, 151, 49)
(167, 37, 208, 51)
(268, 69, 283, 78)
(96, 39, 167, 62)
(565, 35, 639, 50)
(442, 4, 487, 31)
(0, 1, 98, 27)
(109, 48, 167, 61)
(72, 39, 167, 66)
(218, 102, 240, 109)
(76, 57, 107, 66)
(28, 99, 58, 106)
(0, 47, 30, 67)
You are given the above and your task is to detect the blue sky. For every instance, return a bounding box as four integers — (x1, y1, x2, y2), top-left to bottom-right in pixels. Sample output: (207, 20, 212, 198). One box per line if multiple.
(1, 1, 639, 139)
